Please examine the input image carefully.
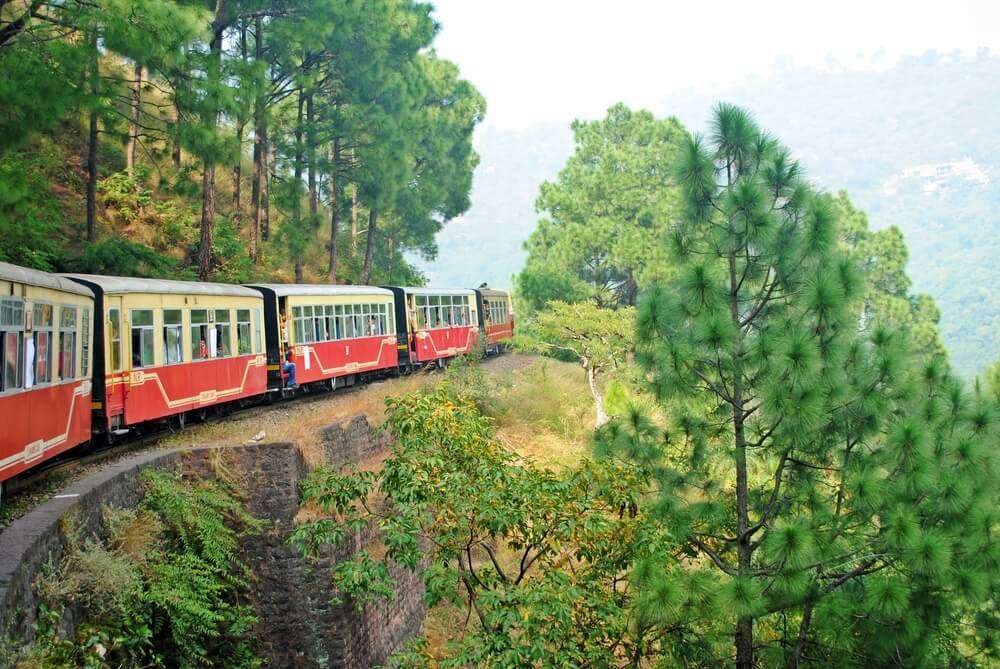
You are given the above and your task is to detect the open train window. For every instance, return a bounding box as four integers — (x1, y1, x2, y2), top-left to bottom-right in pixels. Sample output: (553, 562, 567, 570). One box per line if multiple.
(58, 306, 77, 380)
(253, 308, 262, 353)
(0, 298, 23, 391)
(236, 309, 251, 355)
(109, 308, 122, 371)
(28, 302, 53, 386)
(130, 309, 154, 368)
(191, 309, 209, 360)
(80, 309, 90, 377)
(163, 309, 183, 364)
(214, 309, 232, 357)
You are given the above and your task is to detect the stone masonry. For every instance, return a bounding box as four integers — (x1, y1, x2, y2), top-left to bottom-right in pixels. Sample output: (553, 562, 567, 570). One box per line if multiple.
(0, 416, 424, 669)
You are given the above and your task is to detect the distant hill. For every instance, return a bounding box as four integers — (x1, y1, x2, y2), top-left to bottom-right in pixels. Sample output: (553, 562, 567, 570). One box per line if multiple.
(416, 50, 1000, 378)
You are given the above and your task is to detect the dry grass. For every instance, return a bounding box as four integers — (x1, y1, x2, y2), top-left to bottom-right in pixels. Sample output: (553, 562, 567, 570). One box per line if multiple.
(155, 370, 436, 467)
(487, 357, 595, 469)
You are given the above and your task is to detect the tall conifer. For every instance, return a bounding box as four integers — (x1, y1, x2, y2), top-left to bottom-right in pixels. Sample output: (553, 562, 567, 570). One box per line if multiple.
(610, 104, 998, 667)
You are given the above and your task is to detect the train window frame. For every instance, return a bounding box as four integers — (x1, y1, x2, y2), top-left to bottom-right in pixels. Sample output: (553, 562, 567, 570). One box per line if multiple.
(253, 308, 262, 354)
(334, 305, 345, 340)
(130, 309, 155, 369)
(324, 305, 335, 342)
(28, 301, 54, 387)
(236, 309, 252, 355)
(190, 309, 210, 361)
(162, 309, 184, 365)
(0, 297, 24, 393)
(80, 309, 90, 378)
(58, 305, 77, 381)
(312, 305, 326, 342)
(213, 309, 232, 358)
(109, 308, 123, 372)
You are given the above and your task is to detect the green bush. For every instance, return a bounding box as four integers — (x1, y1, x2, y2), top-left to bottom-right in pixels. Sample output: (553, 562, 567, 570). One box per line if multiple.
(21, 469, 262, 668)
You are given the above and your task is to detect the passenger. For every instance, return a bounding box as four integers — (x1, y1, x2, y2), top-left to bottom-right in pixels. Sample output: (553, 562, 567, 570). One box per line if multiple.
(368, 315, 378, 336)
(198, 339, 209, 360)
(283, 349, 297, 388)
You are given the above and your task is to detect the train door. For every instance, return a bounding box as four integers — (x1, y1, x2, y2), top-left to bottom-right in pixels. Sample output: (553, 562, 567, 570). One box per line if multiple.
(104, 297, 126, 428)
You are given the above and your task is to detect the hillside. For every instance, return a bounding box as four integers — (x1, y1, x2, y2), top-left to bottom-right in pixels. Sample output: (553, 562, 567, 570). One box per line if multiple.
(418, 50, 1000, 378)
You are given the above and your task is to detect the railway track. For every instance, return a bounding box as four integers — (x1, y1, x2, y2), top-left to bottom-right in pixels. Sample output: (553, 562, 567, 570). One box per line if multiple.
(0, 369, 402, 526)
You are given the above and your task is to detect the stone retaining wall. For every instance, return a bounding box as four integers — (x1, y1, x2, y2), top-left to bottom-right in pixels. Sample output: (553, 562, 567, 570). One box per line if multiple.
(0, 416, 423, 668)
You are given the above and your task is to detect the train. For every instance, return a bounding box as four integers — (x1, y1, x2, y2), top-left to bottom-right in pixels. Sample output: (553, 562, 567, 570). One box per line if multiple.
(0, 261, 515, 502)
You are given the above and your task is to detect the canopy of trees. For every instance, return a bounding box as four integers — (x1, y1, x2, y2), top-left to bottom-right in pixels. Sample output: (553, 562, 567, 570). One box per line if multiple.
(517, 104, 686, 311)
(0, 0, 484, 284)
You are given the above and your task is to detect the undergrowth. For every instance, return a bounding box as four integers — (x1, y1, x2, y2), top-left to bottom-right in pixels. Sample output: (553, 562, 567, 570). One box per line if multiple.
(16, 469, 262, 669)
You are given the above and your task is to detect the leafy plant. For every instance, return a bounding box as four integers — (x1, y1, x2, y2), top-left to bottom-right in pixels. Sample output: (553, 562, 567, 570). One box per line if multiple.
(291, 387, 674, 666)
(22, 469, 262, 668)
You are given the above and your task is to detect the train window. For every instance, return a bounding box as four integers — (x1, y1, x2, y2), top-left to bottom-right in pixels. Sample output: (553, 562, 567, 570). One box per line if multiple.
(80, 309, 90, 377)
(236, 309, 251, 355)
(163, 309, 183, 365)
(214, 309, 232, 357)
(354, 304, 366, 337)
(312, 306, 326, 342)
(253, 309, 262, 354)
(58, 306, 77, 381)
(333, 305, 344, 340)
(29, 302, 53, 385)
(0, 298, 23, 392)
(109, 309, 122, 371)
(191, 309, 209, 360)
(387, 304, 395, 335)
(324, 306, 335, 342)
(130, 309, 155, 369)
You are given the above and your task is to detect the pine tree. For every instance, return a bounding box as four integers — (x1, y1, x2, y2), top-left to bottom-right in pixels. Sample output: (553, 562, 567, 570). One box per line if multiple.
(611, 104, 998, 667)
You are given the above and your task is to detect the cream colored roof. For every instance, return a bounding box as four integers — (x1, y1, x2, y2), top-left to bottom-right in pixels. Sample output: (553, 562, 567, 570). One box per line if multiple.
(395, 286, 475, 297)
(63, 274, 260, 298)
(0, 262, 93, 297)
(248, 283, 392, 297)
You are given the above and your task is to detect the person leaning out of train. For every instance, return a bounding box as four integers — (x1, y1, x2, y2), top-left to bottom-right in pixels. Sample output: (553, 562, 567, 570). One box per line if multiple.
(283, 349, 297, 389)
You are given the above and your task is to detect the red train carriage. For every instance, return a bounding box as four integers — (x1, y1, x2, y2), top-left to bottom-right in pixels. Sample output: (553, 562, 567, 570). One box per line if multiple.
(0, 263, 94, 501)
(247, 284, 399, 390)
(385, 287, 479, 367)
(63, 275, 267, 432)
(474, 287, 515, 353)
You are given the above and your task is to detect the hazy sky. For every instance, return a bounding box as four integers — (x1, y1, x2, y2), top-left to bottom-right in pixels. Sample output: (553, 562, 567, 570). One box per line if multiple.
(430, 0, 1000, 130)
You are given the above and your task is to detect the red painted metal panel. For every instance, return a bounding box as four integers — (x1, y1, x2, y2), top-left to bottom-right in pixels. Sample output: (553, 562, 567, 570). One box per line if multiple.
(0, 380, 92, 483)
(106, 354, 267, 427)
(411, 325, 478, 363)
(485, 316, 515, 345)
(292, 335, 398, 385)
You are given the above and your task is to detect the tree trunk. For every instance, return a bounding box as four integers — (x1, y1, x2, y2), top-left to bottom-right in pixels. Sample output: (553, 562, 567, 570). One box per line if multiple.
(172, 102, 182, 166)
(232, 23, 247, 224)
(261, 131, 271, 241)
(327, 139, 340, 281)
(196, 13, 225, 281)
(729, 244, 753, 669)
(248, 17, 263, 261)
(306, 90, 317, 229)
(126, 62, 143, 176)
(788, 601, 815, 669)
(350, 188, 358, 258)
(386, 234, 393, 282)
(585, 362, 610, 427)
(360, 207, 377, 284)
(233, 121, 244, 222)
(85, 32, 98, 243)
(293, 90, 305, 282)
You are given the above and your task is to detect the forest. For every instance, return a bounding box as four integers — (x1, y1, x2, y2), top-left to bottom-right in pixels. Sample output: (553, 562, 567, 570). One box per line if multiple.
(0, 0, 483, 286)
